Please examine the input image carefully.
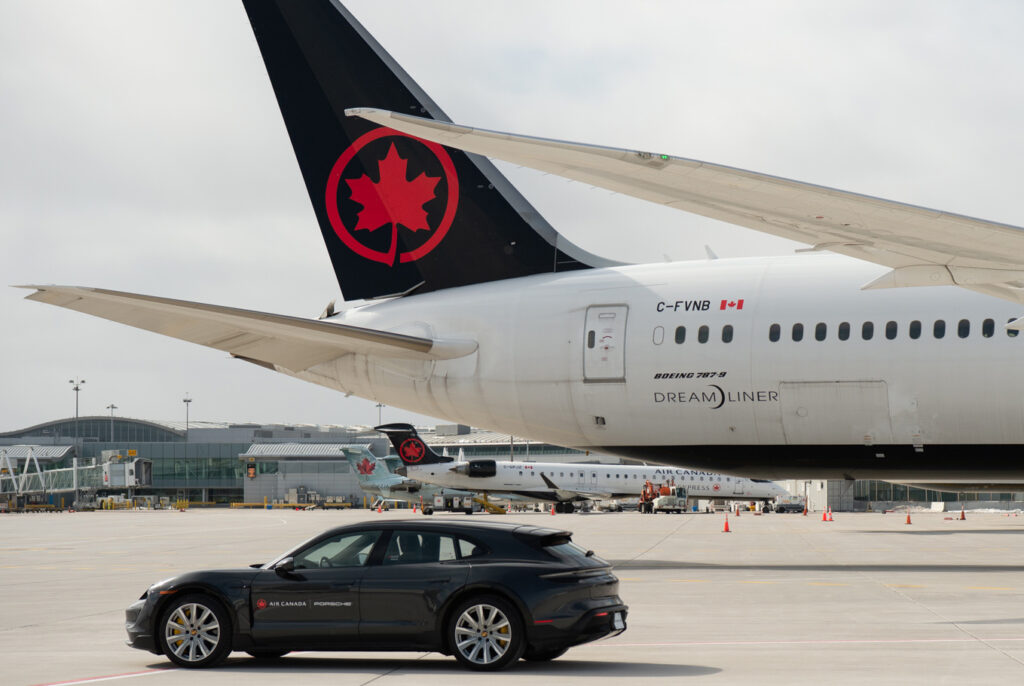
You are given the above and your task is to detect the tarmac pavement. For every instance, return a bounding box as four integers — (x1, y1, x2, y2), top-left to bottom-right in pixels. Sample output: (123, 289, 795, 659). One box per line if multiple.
(2, 507, 1024, 685)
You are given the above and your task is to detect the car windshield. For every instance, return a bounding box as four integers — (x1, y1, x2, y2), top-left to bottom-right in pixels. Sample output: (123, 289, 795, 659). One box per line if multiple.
(543, 539, 594, 563)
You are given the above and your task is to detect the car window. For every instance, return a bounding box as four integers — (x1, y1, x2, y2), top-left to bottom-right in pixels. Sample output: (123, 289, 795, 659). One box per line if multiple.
(293, 531, 381, 570)
(382, 531, 485, 565)
(458, 538, 486, 559)
(543, 539, 593, 563)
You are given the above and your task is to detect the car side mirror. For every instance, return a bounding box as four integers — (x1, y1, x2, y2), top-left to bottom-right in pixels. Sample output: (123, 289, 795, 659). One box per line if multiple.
(274, 557, 295, 574)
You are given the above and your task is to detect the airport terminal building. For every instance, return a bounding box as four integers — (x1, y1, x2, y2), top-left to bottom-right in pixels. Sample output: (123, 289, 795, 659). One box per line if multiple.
(3, 416, 1022, 509)
(0, 416, 611, 507)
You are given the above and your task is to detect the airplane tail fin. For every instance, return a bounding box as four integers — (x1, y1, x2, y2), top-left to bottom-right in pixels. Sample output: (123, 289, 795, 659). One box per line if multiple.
(241, 0, 613, 302)
(375, 423, 452, 466)
(343, 452, 393, 485)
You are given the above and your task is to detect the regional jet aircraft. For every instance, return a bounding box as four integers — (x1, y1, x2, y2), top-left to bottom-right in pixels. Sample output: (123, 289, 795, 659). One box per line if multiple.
(377, 425, 788, 512)
(21, 1, 1024, 486)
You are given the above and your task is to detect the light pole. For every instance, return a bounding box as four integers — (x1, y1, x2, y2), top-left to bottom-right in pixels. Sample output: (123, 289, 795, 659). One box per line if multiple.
(69, 378, 85, 450)
(376, 402, 384, 425)
(182, 394, 192, 502)
(106, 404, 118, 442)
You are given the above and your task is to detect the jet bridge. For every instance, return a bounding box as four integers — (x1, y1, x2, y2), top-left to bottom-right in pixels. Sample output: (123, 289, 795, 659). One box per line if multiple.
(0, 446, 151, 507)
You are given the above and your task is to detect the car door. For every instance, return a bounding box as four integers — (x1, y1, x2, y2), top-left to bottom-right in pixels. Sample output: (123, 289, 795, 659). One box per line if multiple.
(250, 529, 383, 646)
(358, 530, 473, 645)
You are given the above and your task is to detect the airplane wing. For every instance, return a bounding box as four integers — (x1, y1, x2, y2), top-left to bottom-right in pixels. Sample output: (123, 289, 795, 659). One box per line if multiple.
(538, 472, 614, 501)
(19, 285, 477, 372)
(350, 108, 1024, 310)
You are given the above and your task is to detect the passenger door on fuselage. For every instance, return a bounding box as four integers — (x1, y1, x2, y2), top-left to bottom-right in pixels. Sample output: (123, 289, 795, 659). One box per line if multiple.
(250, 530, 383, 646)
(359, 530, 474, 645)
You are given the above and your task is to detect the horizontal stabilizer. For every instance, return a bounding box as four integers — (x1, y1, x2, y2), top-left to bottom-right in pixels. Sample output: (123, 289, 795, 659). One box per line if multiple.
(349, 108, 1024, 307)
(19, 285, 476, 372)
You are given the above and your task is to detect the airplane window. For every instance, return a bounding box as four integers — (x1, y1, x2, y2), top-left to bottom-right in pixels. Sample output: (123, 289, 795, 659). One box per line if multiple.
(909, 320, 921, 339)
(560, 472, 564, 477)
(675, 326, 686, 344)
(616, 474, 620, 478)
(698, 326, 709, 343)
(519, 471, 522, 476)
(722, 325, 734, 343)
(792, 323, 804, 341)
(838, 322, 850, 341)
(815, 322, 826, 341)
(959, 319, 970, 338)
(982, 318, 994, 338)
(934, 320, 945, 339)
(769, 324, 780, 342)
(1008, 318, 1019, 338)
(587, 330, 595, 348)
(885, 321, 897, 340)
(653, 326, 665, 345)
(862, 322, 874, 340)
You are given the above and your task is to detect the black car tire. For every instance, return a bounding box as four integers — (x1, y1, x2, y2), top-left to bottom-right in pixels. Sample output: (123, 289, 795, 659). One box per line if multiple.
(522, 646, 568, 662)
(157, 594, 231, 668)
(447, 595, 525, 670)
(246, 649, 289, 660)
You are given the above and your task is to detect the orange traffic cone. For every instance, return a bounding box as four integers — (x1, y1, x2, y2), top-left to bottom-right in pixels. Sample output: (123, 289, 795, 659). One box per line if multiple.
(723, 515, 731, 533)
(822, 509, 828, 522)
(827, 507, 834, 522)
(959, 506, 966, 521)
(377, 505, 382, 513)
(905, 511, 912, 525)
(550, 504, 556, 515)
(802, 505, 807, 516)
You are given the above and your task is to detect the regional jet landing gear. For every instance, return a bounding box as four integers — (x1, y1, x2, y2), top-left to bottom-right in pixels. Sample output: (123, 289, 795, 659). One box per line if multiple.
(554, 502, 576, 514)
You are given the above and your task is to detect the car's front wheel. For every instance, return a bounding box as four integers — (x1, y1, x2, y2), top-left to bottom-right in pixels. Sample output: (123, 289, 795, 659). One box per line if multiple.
(448, 595, 525, 670)
(157, 594, 231, 668)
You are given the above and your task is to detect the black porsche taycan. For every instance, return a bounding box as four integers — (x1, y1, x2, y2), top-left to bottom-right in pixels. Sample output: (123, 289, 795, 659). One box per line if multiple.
(125, 519, 627, 670)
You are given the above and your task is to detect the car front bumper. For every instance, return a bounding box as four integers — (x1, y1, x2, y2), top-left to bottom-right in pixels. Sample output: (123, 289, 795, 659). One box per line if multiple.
(125, 597, 160, 654)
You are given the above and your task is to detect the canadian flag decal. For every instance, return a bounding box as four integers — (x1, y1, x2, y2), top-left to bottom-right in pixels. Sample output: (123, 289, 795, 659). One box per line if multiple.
(720, 299, 745, 310)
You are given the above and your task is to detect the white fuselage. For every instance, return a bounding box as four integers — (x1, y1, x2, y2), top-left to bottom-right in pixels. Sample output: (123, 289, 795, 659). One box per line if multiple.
(283, 253, 1024, 480)
(405, 460, 787, 502)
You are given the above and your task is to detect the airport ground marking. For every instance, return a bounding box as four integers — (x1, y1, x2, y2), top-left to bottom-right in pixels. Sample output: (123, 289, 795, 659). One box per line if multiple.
(582, 637, 1024, 649)
(33, 668, 178, 686)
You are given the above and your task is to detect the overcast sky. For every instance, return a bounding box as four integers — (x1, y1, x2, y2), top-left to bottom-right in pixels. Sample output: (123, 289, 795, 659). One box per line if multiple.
(2, 1, 1023, 432)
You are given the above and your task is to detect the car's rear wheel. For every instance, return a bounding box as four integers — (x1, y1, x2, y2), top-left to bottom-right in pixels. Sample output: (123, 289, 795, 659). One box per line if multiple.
(158, 594, 231, 668)
(448, 595, 525, 670)
(522, 646, 568, 662)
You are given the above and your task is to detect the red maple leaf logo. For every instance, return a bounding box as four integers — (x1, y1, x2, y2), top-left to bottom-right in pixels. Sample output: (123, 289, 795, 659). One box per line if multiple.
(357, 458, 376, 475)
(346, 144, 439, 266)
(399, 438, 426, 463)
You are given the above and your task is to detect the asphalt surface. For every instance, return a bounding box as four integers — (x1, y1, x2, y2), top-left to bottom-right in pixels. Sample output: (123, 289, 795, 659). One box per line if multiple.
(2, 508, 1024, 685)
